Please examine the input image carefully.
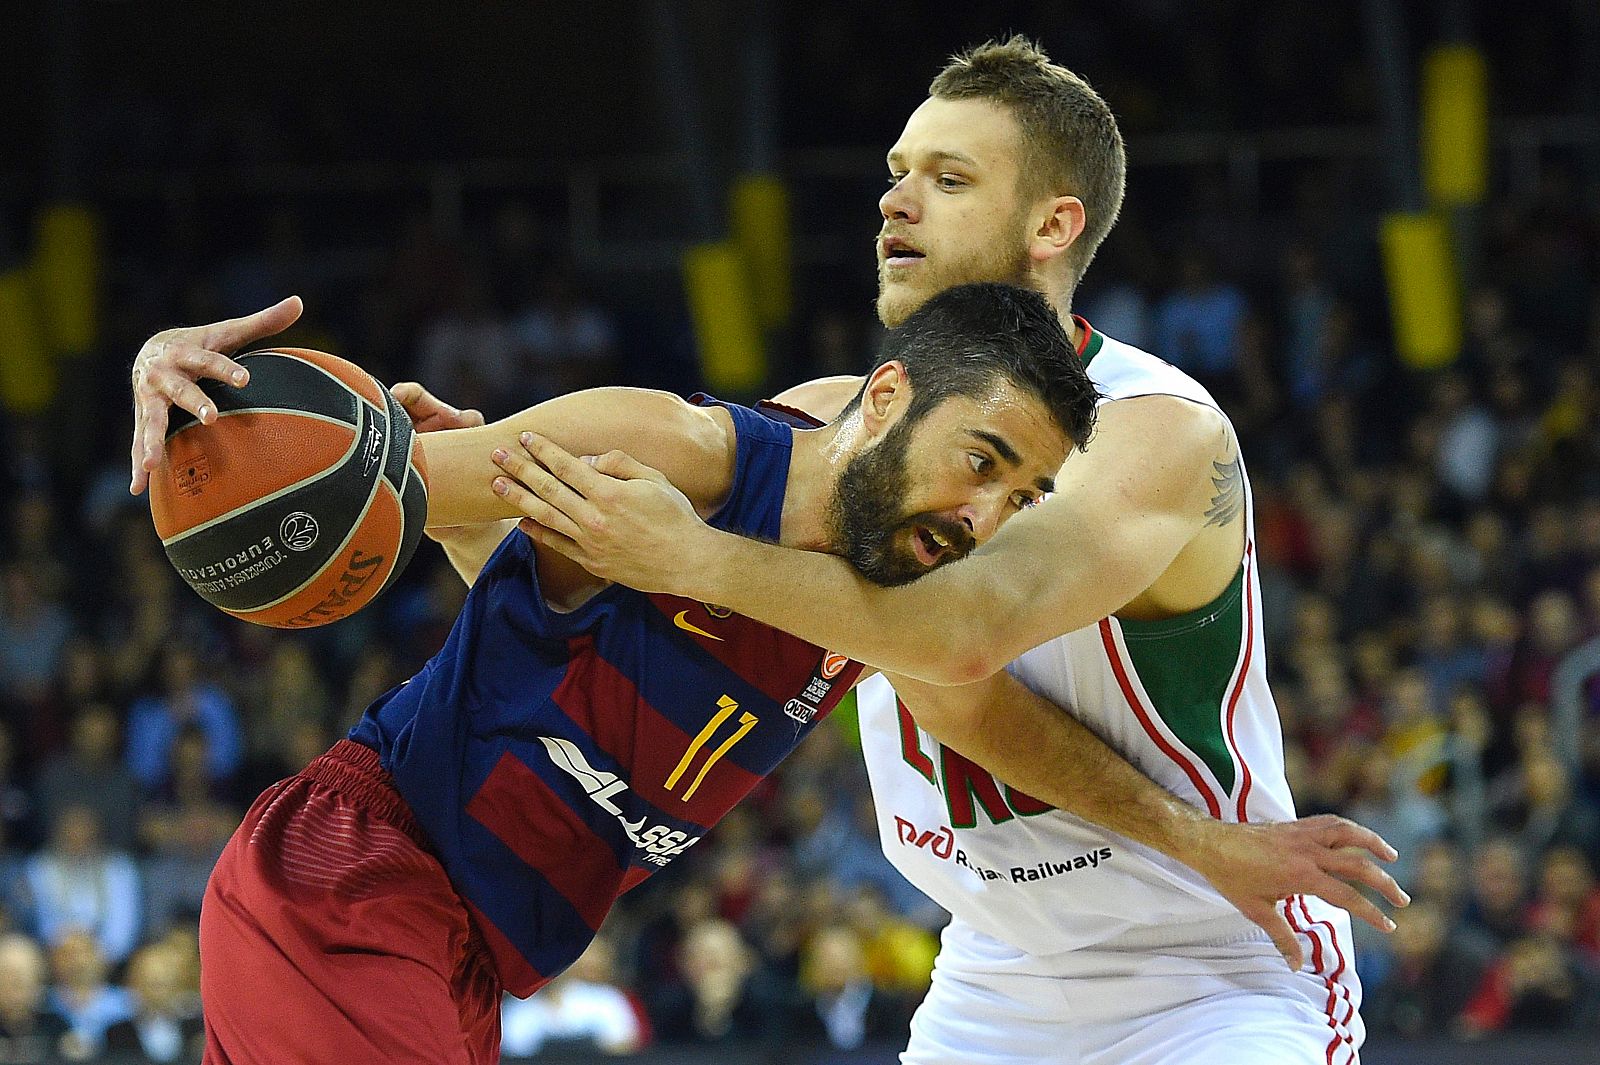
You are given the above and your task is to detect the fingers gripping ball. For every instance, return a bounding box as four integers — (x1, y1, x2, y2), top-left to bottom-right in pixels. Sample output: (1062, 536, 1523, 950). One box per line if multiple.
(148, 348, 429, 628)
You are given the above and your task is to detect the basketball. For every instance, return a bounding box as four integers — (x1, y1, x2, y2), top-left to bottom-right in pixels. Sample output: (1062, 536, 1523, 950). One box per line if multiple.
(148, 347, 429, 628)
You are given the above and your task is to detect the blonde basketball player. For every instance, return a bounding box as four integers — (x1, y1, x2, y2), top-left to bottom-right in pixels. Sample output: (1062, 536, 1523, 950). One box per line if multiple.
(498, 38, 1400, 1065)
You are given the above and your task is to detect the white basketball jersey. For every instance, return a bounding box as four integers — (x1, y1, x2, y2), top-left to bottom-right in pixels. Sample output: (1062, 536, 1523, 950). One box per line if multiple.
(860, 322, 1299, 955)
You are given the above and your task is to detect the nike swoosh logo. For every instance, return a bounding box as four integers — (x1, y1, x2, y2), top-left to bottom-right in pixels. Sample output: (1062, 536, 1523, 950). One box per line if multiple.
(673, 610, 723, 642)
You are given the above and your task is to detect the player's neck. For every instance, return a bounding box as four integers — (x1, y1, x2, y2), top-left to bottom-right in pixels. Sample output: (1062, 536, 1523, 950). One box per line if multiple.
(776, 416, 861, 552)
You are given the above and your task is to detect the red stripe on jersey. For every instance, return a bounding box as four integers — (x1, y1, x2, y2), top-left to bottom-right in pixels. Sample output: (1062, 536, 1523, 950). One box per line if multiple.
(1224, 542, 1258, 822)
(645, 594, 833, 706)
(1291, 895, 1355, 1065)
(551, 638, 763, 823)
(1099, 618, 1224, 819)
(1284, 898, 1340, 1065)
(1300, 896, 1355, 1031)
(465, 752, 623, 932)
(462, 897, 549, 998)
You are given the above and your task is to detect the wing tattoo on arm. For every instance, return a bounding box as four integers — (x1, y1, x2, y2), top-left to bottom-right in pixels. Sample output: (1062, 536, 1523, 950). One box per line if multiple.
(1204, 457, 1244, 528)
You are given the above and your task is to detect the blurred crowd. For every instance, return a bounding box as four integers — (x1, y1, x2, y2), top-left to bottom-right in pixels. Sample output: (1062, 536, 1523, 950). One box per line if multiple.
(4, 159, 1599, 1060)
(2, 8, 1600, 1059)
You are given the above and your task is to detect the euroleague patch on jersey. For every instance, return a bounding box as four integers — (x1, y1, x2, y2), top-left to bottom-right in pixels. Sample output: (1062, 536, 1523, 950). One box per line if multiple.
(784, 651, 850, 725)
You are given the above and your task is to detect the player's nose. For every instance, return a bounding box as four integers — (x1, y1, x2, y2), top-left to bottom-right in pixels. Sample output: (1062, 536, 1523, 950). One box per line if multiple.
(880, 180, 920, 223)
(957, 500, 1003, 544)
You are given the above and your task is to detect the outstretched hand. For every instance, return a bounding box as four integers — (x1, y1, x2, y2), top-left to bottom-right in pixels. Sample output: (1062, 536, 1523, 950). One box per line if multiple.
(1188, 814, 1409, 971)
(129, 296, 304, 494)
(489, 431, 710, 596)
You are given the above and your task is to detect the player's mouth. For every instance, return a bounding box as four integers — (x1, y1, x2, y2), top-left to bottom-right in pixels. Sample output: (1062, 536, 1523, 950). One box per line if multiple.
(881, 236, 926, 269)
(909, 523, 956, 567)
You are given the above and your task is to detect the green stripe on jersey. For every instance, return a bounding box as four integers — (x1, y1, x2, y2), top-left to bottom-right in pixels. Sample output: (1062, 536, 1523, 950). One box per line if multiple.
(1115, 567, 1246, 796)
(1081, 328, 1105, 368)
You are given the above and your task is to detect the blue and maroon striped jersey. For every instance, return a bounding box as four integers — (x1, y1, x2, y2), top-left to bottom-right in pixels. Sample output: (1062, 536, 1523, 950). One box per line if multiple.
(349, 397, 864, 996)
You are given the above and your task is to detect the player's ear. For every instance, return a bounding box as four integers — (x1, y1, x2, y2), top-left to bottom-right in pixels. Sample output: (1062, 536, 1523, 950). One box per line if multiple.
(1030, 195, 1085, 266)
(860, 361, 909, 437)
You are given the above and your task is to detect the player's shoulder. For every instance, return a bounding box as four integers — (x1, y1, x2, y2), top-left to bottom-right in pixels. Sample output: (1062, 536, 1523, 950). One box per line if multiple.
(1087, 390, 1229, 473)
(1086, 331, 1230, 451)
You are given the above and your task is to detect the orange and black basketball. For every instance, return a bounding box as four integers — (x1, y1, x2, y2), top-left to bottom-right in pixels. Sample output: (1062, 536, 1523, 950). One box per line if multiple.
(149, 348, 429, 628)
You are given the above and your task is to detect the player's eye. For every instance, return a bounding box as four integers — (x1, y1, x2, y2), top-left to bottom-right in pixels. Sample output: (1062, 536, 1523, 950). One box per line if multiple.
(1011, 491, 1039, 510)
(968, 453, 992, 476)
(886, 173, 907, 187)
(937, 174, 967, 189)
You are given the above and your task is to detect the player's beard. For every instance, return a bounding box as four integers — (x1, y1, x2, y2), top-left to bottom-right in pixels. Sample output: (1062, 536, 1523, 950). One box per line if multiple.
(827, 416, 974, 587)
(876, 220, 1036, 328)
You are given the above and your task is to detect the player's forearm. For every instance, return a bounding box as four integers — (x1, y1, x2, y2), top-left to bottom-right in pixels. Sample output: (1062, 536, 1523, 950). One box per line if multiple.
(680, 528, 1006, 684)
(893, 673, 1219, 865)
(429, 519, 516, 586)
(424, 388, 731, 529)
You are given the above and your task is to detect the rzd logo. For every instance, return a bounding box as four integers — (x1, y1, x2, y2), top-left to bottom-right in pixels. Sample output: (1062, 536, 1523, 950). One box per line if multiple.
(895, 816, 954, 859)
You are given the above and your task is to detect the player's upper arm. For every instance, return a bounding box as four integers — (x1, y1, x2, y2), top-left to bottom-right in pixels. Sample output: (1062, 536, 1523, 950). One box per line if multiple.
(420, 387, 734, 528)
(949, 395, 1226, 676)
(768, 376, 864, 424)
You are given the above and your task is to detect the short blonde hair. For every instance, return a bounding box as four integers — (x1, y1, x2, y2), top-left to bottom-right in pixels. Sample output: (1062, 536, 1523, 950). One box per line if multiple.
(931, 36, 1127, 287)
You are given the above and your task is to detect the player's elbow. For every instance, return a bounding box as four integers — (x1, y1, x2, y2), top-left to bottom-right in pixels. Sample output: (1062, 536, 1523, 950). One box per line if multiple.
(918, 624, 1012, 687)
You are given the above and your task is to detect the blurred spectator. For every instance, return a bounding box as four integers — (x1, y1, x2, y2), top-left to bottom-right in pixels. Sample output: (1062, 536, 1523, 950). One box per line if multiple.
(1342, 745, 1447, 891)
(1381, 669, 1449, 793)
(499, 934, 649, 1057)
(27, 640, 117, 763)
(510, 265, 621, 400)
(0, 727, 34, 855)
(414, 275, 520, 418)
(103, 942, 205, 1064)
(1431, 373, 1500, 506)
(234, 640, 334, 800)
(5, 495, 68, 601)
(793, 924, 914, 1049)
(1364, 901, 1494, 1038)
(46, 929, 135, 1058)
(649, 919, 783, 1045)
(1490, 746, 1600, 858)
(0, 932, 70, 1064)
(139, 728, 239, 938)
(1499, 592, 1587, 717)
(1412, 840, 1470, 919)
(1279, 246, 1335, 409)
(787, 780, 938, 922)
(1152, 246, 1249, 403)
(125, 647, 243, 797)
(32, 704, 140, 854)
(633, 881, 715, 996)
(0, 818, 23, 937)
(1464, 837, 1532, 948)
(1458, 932, 1598, 1036)
(1526, 846, 1600, 960)
(1413, 596, 1487, 707)
(0, 564, 73, 711)
(24, 805, 142, 965)
(843, 885, 939, 998)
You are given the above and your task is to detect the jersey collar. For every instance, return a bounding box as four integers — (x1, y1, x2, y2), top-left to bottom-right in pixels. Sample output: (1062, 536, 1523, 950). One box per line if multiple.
(1071, 315, 1104, 368)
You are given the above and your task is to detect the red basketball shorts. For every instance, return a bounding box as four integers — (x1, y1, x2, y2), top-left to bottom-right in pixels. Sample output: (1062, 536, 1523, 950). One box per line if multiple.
(200, 740, 501, 1065)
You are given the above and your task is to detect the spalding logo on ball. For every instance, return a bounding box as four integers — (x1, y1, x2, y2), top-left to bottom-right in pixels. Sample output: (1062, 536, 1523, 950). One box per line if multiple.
(148, 348, 430, 628)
